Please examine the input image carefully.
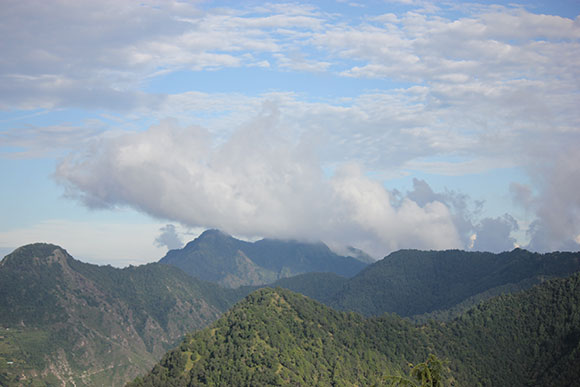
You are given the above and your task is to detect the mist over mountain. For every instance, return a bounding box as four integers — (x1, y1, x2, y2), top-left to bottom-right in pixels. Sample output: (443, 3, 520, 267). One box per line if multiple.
(130, 273, 580, 386)
(344, 245, 375, 264)
(159, 229, 367, 288)
(0, 244, 248, 386)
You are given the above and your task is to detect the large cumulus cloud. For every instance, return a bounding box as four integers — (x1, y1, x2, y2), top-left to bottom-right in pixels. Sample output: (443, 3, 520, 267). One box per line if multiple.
(55, 108, 463, 257)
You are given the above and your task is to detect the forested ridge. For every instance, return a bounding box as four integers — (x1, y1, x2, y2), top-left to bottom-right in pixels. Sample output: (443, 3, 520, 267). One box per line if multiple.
(130, 272, 580, 386)
(273, 248, 580, 319)
(0, 243, 249, 386)
(3, 243, 580, 386)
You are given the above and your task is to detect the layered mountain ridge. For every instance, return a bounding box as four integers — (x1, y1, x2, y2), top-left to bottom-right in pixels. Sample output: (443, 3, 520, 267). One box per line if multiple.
(3, 239, 580, 386)
(130, 273, 580, 386)
(272, 248, 580, 319)
(0, 243, 247, 386)
(160, 229, 368, 288)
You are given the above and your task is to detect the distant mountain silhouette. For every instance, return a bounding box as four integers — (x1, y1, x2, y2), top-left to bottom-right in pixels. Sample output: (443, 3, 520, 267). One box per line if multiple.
(159, 229, 367, 287)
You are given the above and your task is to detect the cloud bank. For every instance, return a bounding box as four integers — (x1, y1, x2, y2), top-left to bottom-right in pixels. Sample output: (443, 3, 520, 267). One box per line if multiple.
(56, 108, 465, 257)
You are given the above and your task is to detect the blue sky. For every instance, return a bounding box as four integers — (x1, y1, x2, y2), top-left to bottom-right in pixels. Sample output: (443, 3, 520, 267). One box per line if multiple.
(1, 0, 579, 266)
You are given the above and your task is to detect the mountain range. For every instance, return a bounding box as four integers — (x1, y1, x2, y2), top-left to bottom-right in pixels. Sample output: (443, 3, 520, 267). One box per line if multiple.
(0, 234, 369, 386)
(0, 243, 248, 386)
(159, 229, 368, 287)
(2, 237, 580, 386)
(272, 248, 580, 319)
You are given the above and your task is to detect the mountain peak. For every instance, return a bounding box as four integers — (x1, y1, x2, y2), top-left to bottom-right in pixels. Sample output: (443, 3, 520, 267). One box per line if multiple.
(182, 229, 233, 248)
(200, 228, 226, 236)
(0, 242, 243, 386)
(0, 243, 69, 268)
(198, 228, 231, 239)
(161, 231, 367, 287)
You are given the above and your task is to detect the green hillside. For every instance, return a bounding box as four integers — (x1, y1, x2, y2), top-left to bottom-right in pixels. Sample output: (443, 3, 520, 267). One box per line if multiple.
(4, 243, 579, 386)
(127, 288, 421, 387)
(326, 248, 580, 317)
(0, 243, 248, 386)
(129, 273, 580, 386)
(427, 272, 580, 386)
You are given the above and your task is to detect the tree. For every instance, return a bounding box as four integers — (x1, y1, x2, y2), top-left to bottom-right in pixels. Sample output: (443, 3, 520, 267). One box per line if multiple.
(384, 354, 447, 387)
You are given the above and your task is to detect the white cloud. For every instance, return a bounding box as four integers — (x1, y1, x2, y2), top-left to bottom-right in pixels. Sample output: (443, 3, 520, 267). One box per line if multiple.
(329, 165, 461, 253)
(1, 2, 578, 106)
(155, 224, 184, 250)
(274, 53, 332, 72)
(55, 109, 466, 257)
(324, 8, 580, 86)
(472, 214, 519, 253)
(514, 143, 580, 252)
(0, 122, 106, 158)
(0, 1, 324, 109)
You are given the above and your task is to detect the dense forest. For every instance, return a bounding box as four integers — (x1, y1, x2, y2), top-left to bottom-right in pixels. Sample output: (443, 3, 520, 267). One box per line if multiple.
(129, 272, 580, 386)
(3, 243, 580, 386)
(273, 248, 580, 319)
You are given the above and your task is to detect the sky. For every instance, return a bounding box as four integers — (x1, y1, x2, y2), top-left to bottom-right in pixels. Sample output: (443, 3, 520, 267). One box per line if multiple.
(1, 0, 579, 266)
